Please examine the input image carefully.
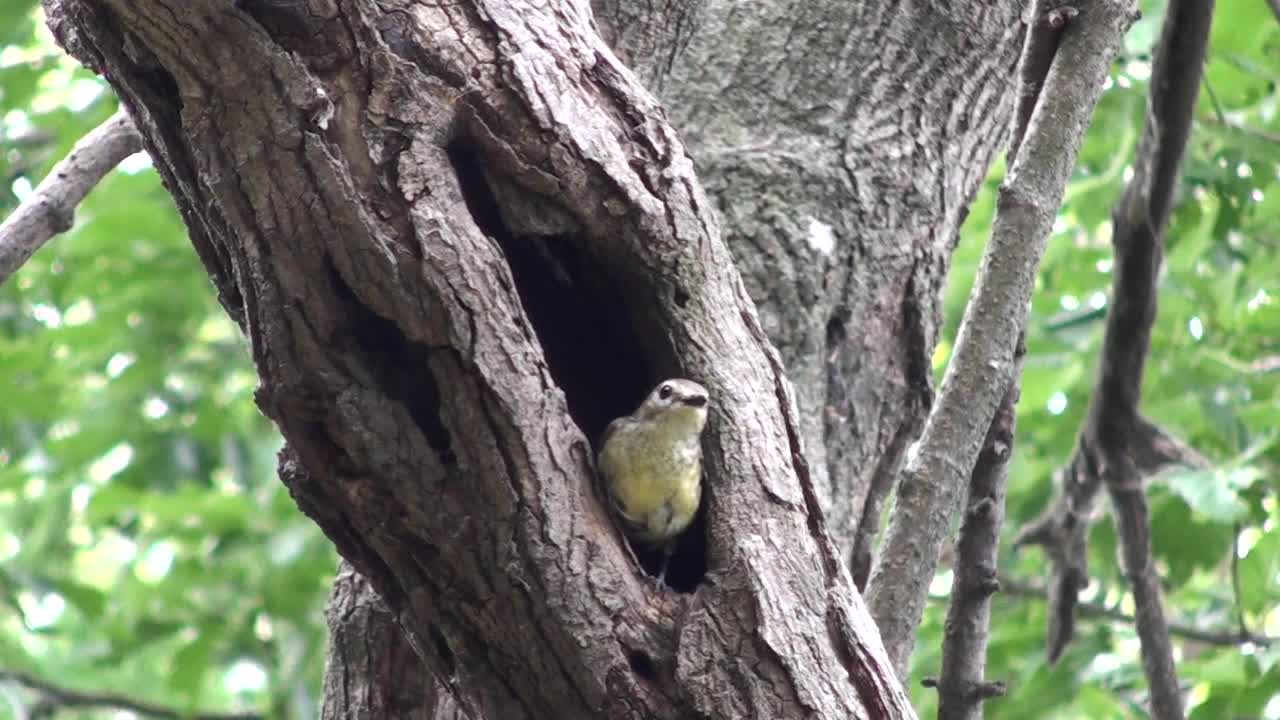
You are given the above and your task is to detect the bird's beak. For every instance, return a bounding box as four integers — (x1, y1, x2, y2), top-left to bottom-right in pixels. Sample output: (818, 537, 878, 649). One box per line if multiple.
(682, 394, 708, 408)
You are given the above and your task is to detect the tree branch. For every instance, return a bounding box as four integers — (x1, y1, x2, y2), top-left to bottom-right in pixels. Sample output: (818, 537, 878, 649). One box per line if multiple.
(865, 0, 1138, 679)
(0, 109, 142, 286)
(932, 3, 1077, 712)
(934, 337, 1022, 720)
(0, 670, 261, 720)
(1130, 416, 1212, 474)
(1012, 1, 1214, 717)
(998, 577, 1276, 647)
(1009, 2, 1081, 163)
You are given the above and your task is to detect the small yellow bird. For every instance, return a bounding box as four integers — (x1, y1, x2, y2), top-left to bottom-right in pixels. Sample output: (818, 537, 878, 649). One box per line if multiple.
(597, 379, 709, 587)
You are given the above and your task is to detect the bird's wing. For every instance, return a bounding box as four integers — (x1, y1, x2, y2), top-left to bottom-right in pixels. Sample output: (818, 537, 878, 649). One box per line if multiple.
(598, 417, 625, 453)
(595, 417, 650, 550)
(594, 417, 626, 502)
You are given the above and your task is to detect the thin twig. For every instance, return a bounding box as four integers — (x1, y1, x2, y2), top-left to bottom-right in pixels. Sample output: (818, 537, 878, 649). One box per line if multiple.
(1013, 1, 1215, 717)
(1201, 76, 1227, 125)
(0, 109, 143, 286)
(997, 577, 1275, 647)
(0, 669, 262, 720)
(1231, 524, 1252, 640)
(1095, 0, 1215, 715)
(935, 337, 1024, 720)
(1009, 2, 1081, 162)
(1130, 416, 1211, 474)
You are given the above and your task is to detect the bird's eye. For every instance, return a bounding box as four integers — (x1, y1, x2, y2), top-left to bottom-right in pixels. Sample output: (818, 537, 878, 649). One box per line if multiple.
(658, 384, 673, 400)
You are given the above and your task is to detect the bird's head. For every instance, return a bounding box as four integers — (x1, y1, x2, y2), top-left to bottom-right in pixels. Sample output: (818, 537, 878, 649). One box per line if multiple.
(635, 378, 709, 433)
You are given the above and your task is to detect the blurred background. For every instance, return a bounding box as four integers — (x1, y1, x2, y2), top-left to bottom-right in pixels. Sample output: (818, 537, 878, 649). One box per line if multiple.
(0, 4, 336, 718)
(0, 0, 1276, 717)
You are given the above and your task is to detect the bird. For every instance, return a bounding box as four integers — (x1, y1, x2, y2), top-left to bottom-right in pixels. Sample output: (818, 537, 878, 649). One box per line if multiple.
(597, 379, 709, 589)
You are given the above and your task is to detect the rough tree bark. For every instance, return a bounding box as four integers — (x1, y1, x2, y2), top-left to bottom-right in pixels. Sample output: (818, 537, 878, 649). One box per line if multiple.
(316, 0, 1032, 712)
(43, 0, 928, 717)
(323, 562, 455, 720)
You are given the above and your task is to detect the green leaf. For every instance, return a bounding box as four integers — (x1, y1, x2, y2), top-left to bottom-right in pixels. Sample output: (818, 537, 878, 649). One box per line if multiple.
(1160, 467, 1250, 523)
(47, 577, 106, 620)
(1190, 694, 1236, 720)
(170, 631, 212, 699)
(1184, 649, 1250, 686)
(1238, 531, 1280, 616)
(1075, 683, 1130, 719)
(1149, 493, 1235, 587)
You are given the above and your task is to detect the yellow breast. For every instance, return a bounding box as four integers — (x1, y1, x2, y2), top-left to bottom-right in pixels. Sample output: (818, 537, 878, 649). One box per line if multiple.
(599, 421, 703, 545)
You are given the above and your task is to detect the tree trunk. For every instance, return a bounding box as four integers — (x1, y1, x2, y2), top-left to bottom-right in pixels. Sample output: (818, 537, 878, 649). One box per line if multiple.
(44, 0, 1025, 716)
(323, 562, 458, 719)
(595, 1, 1026, 577)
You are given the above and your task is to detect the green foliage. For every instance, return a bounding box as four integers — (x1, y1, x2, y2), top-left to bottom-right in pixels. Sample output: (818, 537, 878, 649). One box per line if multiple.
(0, 4, 335, 717)
(921, 0, 1280, 717)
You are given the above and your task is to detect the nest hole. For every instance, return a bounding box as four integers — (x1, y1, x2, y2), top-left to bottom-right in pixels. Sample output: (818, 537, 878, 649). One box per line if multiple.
(448, 142, 708, 593)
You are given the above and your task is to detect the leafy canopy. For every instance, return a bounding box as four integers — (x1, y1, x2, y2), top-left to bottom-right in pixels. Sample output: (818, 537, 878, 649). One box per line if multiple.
(1, 4, 335, 717)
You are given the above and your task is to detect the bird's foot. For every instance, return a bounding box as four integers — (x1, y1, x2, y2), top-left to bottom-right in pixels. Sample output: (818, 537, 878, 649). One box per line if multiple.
(652, 572, 670, 593)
